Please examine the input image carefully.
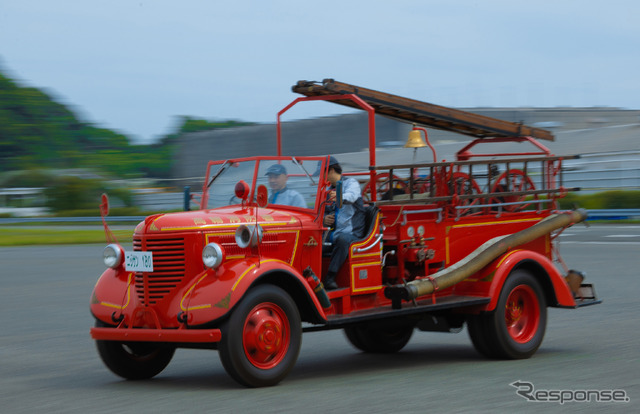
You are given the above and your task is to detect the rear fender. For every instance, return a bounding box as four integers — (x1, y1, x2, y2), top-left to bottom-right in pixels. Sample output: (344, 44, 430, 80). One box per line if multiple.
(484, 250, 575, 311)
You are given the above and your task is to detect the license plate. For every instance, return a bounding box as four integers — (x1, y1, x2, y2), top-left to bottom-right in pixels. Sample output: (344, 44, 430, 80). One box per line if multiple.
(125, 251, 154, 272)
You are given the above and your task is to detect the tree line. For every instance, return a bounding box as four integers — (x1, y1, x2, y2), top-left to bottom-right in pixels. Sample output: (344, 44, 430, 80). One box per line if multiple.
(0, 70, 253, 180)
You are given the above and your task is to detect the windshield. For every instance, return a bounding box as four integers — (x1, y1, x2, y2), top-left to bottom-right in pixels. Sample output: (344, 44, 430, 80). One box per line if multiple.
(204, 157, 322, 210)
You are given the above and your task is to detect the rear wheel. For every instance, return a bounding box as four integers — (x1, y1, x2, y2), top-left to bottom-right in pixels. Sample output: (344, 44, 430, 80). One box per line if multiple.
(94, 320, 175, 380)
(219, 285, 301, 387)
(467, 269, 547, 359)
(344, 321, 414, 353)
(467, 313, 498, 358)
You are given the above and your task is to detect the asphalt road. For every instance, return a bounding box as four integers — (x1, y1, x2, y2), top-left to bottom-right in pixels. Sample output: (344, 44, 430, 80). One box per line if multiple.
(0, 224, 638, 413)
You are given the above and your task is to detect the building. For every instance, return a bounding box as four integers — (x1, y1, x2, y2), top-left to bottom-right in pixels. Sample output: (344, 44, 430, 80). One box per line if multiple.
(172, 107, 640, 191)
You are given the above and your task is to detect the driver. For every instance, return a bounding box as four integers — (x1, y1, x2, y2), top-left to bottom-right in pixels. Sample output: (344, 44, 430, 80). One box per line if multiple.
(265, 164, 306, 208)
(322, 156, 366, 290)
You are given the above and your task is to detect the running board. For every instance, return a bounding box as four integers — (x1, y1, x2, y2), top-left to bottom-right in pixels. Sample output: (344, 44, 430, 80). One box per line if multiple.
(303, 295, 490, 332)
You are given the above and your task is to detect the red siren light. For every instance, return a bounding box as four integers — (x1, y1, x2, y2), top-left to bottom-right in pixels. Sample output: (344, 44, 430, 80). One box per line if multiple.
(234, 180, 250, 201)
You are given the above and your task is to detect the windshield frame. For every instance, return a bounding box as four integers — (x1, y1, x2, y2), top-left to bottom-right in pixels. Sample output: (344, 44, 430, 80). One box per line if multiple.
(200, 155, 330, 212)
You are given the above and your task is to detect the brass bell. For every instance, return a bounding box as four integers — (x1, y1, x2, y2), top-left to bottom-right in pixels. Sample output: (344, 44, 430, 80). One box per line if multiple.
(405, 129, 427, 148)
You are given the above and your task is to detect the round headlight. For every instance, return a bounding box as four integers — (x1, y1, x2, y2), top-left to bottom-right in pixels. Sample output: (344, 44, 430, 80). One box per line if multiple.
(202, 243, 224, 269)
(103, 244, 123, 268)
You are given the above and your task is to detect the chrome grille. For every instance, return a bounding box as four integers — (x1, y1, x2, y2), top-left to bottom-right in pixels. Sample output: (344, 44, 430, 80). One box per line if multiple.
(133, 237, 185, 305)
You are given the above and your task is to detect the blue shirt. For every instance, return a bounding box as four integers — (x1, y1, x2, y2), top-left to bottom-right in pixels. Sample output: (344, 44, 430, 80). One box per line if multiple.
(268, 187, 307, 208)
(332, 177, 362, 238)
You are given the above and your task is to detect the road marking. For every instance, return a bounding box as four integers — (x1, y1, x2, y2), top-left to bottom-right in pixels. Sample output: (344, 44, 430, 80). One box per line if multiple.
(605, 235, 640, 238)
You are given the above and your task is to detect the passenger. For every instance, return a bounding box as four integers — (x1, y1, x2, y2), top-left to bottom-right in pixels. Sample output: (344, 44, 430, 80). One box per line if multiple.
(322, 156, 366, 290)
(265, 164, 307, 208)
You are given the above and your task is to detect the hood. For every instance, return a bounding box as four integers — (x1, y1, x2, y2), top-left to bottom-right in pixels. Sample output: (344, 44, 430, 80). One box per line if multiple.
(136, 206, 305, 234)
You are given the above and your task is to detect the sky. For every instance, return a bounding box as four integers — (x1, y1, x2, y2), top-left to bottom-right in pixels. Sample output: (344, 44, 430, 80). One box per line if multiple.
(1, 0, 639, 144)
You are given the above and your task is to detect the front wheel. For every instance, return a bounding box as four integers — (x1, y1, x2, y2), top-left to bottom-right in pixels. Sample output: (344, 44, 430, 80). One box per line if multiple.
(219, 285, 302, 387)
(94, 321, 175, 380)
(467, 269, 547, 359)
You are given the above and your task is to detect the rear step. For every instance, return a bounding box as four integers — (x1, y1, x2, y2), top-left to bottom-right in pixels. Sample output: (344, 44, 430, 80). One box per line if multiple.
(573, 283, 602, 307)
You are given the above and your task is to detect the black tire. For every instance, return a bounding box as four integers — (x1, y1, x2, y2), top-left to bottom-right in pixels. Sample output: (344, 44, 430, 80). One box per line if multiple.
(94, 320, 175, 380)
(344, 321, 414, 353)
(218, 285, 302, 387)
(467, 269, 547, 359)
(467, 313, 500, 359)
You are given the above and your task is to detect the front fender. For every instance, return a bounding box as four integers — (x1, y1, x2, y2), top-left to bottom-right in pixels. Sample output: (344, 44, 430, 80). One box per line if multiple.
(183, 258, 327, 326)
(90, 268, 139, 325)
(482, 249, 576, 311)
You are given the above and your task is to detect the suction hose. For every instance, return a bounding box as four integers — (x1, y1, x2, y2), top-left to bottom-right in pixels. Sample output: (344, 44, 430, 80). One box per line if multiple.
(384, 209, 588, 306)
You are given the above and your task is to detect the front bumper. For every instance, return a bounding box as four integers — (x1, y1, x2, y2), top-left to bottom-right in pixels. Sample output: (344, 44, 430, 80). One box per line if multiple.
(91, 327, 221, 343)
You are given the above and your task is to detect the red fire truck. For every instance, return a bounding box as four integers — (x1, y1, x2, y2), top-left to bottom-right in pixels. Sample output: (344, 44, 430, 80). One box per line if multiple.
(90, 79, 599, 387)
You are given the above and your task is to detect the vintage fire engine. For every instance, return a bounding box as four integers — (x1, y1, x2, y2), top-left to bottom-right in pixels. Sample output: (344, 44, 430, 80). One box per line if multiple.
(90, 79, 600, 387)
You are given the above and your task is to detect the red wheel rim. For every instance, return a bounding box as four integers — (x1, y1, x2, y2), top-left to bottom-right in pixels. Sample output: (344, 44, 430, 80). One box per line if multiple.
(504, 284, 540, 343)
(242, 302, 290, 369)
(363, 173, 408, 201)
(449, 172, 481, 214)
(492, 170, 536, 211)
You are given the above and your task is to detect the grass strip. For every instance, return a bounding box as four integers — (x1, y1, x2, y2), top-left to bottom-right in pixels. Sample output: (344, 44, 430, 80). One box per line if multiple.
(0, 228, 133, 247)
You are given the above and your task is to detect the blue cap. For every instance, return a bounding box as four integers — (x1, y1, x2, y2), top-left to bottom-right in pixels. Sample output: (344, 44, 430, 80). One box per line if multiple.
(265, 164, 287, 175)
(313, 156, 340, 176)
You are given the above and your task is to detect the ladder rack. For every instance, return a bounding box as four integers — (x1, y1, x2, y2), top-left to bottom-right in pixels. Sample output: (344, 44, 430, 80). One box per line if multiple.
(292, 79, 554, 141)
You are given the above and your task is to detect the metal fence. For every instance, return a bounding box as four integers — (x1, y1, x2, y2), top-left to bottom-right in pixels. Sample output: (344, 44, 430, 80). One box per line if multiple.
(562, 151, 640, 192)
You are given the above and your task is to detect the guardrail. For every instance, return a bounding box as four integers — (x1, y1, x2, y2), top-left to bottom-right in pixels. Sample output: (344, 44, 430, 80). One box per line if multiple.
(2, 210, 639, 224)
(584, 209, 640, 220)
(0, 216, 146, 224)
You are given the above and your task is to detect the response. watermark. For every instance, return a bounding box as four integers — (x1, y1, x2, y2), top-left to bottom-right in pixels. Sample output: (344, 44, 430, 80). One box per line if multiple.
(510, 380, 630, 405)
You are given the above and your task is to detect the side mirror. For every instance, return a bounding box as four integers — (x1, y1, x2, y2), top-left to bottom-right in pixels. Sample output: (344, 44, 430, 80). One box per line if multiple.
(256, 184, 268, 208)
